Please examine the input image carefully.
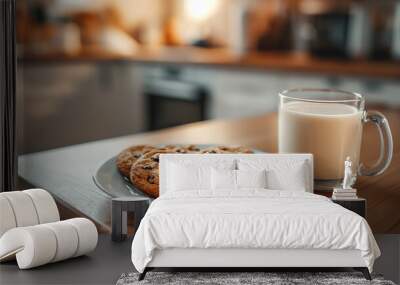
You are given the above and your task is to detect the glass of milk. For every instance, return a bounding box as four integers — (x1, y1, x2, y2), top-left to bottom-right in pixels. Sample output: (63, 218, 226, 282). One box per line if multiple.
(279, 88, 393, 191)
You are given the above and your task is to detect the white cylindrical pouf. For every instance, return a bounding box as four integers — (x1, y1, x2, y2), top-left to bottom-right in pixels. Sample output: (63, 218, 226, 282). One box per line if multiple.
(1, 192, 39, 227)
(0, 196, 17, 237)
(43, 221, 79, 262)
(0, 218, 98, 269)
(65, 218, 98, 257)
(0, 226, 57, 269)
(23, 189, 60, 224)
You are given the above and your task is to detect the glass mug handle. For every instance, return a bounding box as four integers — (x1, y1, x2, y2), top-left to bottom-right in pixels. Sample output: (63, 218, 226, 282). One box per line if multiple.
(358, 111, 393, 176)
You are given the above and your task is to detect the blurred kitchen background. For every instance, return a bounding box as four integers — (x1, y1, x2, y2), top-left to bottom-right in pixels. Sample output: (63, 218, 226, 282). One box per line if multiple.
(17, 0, 400, 154)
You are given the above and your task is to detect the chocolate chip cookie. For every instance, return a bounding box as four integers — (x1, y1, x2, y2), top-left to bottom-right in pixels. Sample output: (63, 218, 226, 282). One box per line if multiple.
(116, 145, 155, 177)
(129, 149, 175, 198)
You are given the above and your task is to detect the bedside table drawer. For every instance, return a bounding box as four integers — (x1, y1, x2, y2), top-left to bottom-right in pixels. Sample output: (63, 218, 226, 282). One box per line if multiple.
(332, 199, 366, 218)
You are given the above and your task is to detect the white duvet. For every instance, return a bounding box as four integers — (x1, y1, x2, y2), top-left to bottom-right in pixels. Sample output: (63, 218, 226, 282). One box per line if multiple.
(131, 190, 380, 273)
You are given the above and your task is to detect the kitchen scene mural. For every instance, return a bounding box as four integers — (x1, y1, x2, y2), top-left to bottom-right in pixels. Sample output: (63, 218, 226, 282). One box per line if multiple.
(16, 0, 400, 234)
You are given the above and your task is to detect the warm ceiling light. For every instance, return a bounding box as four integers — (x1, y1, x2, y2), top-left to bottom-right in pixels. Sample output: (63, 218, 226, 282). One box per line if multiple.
(184, 0, 221, 22)
(300, 0, 330, 14)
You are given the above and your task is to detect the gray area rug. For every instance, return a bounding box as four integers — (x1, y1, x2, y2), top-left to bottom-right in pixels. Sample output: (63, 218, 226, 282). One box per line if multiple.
(116, 272, 395, 285)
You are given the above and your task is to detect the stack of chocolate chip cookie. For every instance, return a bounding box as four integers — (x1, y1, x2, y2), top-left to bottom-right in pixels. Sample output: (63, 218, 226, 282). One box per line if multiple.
(116, 144, 253, 198)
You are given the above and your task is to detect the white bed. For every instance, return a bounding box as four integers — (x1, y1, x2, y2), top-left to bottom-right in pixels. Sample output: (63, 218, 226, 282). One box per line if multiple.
(131, 154, 380, 280)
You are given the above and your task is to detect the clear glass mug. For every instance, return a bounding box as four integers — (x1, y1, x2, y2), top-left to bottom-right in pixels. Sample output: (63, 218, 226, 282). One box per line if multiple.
(278, 89, 393, 190)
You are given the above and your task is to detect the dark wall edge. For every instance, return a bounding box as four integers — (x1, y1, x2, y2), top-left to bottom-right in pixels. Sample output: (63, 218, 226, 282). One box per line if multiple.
(0, 0, 17, 192)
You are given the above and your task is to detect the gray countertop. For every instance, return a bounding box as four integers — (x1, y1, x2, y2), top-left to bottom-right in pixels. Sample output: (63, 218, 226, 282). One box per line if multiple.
(18, 134, 147, 230)
(17, 114, 268, 230)
(17, 119, 232, 230)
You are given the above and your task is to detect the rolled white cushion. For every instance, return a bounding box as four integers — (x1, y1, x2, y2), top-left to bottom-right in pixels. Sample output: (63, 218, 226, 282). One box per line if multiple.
(42, 221, 79, 262)
(0, 226, 57, 269)
(0, 196, 17, 237)
(23, 189, 60, 224)
(1, 192, 39, 227)
(65, 218, 98, 257)
(0, 218, 98, 269)
(0, 189, 60, 239)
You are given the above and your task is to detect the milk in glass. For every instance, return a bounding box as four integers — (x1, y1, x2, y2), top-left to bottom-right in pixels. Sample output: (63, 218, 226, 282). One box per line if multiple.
(279, 101, 363, 180)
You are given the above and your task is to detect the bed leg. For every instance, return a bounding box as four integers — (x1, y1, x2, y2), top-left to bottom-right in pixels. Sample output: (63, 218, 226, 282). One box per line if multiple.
(354, 267, 371, 280)
(138, 268, 148, 281)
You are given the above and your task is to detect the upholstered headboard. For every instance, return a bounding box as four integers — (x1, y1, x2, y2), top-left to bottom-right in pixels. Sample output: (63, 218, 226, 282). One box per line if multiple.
(159, 154, 313, 195)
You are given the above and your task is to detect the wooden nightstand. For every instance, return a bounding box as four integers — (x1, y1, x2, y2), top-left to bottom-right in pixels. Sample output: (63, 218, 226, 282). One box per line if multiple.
(331, 198, 366, 218)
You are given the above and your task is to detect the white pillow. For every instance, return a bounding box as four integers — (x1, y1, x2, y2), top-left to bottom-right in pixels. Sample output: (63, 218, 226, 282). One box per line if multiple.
(237, 159, 309, 191)
(237, 170, 267, 188)
(211, 169, 236, 189)
(211, 169, 267, 190)
(167, 163, 211, 191)
(266, 166, 307, 191)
